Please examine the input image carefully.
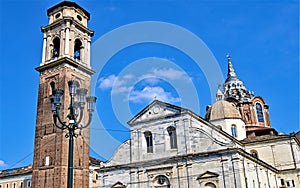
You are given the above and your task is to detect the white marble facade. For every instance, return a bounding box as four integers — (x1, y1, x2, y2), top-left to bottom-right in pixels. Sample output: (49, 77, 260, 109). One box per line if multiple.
(97, 100, 299, 188)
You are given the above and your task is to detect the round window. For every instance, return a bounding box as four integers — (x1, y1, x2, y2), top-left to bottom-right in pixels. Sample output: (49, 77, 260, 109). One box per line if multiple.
(55, 13, 61, 19)
(157, 176, 166, 185)
(77, 15, 82, 21)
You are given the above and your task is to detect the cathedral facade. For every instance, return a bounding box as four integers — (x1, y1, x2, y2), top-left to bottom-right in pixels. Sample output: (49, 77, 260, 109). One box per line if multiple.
(97, 57, 299, 188)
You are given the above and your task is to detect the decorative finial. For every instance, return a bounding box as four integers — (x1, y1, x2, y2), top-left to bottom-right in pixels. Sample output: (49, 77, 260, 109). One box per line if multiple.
(216, 84, 224, 101)
(227, 53, 231, 62)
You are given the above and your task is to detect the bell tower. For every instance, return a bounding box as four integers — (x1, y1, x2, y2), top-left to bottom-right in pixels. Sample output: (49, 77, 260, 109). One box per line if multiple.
(32, 2, 94, 188)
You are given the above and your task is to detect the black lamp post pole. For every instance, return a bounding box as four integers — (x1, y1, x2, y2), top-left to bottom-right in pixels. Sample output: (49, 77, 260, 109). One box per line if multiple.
(51, 80, 96, 188)
(67, 128, 74, 188)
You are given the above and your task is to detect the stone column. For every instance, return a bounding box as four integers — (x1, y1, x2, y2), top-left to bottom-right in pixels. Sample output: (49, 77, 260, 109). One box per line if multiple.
(65, 21, 70, 56)
(46, 35, 51, 60)
(41, 36, 47, 64)
(87, 39, 91, 67)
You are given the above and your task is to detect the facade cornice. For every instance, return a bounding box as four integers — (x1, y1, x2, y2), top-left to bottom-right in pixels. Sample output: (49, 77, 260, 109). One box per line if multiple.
(236, 148, 279, 173)
(98, 147, 278, 173)
(241, 135, 291, 145)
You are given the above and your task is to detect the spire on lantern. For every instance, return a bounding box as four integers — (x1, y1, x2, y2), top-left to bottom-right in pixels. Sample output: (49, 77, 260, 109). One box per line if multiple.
(227, 54, 237, 79)
(221, 54, 252, 102)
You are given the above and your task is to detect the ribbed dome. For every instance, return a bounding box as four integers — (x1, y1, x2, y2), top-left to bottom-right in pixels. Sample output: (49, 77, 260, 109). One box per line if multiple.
(206, 100, 241, 121)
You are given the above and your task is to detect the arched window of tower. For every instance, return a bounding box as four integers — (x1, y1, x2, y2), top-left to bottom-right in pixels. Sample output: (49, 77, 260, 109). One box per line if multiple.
(52, 37, 60, 58)
(74, 39, 82, 60)
(50, 81, 55, 94)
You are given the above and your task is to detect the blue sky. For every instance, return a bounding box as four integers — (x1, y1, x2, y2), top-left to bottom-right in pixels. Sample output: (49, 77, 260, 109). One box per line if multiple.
(0, 0, 299, 170)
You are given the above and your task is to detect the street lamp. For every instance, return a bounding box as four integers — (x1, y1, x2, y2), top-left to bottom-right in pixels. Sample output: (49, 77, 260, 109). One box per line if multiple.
(50, 80, 97, 188)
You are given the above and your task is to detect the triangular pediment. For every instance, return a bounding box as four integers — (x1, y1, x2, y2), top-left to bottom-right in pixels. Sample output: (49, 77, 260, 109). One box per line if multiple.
(197, 171, 219, 180)
(111, 181, 126, 187)
(128, 100, 185, 126)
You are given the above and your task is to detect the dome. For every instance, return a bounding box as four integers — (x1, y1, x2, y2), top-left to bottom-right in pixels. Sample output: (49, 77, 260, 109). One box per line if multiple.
(206, 100, 241, 121)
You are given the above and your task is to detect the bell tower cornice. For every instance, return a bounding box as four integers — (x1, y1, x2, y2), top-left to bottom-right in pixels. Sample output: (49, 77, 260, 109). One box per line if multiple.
(35, 56, 95, 75)
(41, 18, 94, 37)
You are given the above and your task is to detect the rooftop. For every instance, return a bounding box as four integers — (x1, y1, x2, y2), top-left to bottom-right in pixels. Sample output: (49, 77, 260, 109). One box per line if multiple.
(0, 165, 32, 178)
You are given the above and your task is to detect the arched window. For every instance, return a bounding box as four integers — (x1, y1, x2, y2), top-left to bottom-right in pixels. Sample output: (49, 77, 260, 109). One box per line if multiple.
(50, 81, 55, 94)
(256, 103, 264, 122)
(52, 37, 60, 58)
(45, 156, 50, 166)
(167, 126, 177, 149)
(245, 112, 250, 122)
(204, 182, 217, 188)
(74, 39, 82, 60)
(231, 124, 237, 138)
(144, 131, 153, 153)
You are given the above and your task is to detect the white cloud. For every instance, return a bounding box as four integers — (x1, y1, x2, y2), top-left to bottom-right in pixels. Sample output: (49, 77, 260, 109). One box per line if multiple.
(151, 68, 192, 82)
(111, 77, 133, 94)
(112, 85, 133, 94)
(0, 160, 7, 167)
(98, 75, 116, 89)
(137, 68, 192, 84)
(129, 86, 181, 104)
(123, 74, 134, 80)
(98, 74, 134, 94)
(97, 68, 192, 99)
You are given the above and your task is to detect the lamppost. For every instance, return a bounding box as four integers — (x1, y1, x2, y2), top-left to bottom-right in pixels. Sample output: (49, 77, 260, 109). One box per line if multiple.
(51, 80, 97, 188)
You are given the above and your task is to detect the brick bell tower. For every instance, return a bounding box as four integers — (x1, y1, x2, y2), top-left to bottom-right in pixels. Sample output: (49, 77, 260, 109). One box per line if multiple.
(32, 2, 94, 188)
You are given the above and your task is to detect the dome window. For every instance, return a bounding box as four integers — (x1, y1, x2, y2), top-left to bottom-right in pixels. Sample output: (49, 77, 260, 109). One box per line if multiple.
(256, 103, 264, 122)
(231, 124, 237, 138)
